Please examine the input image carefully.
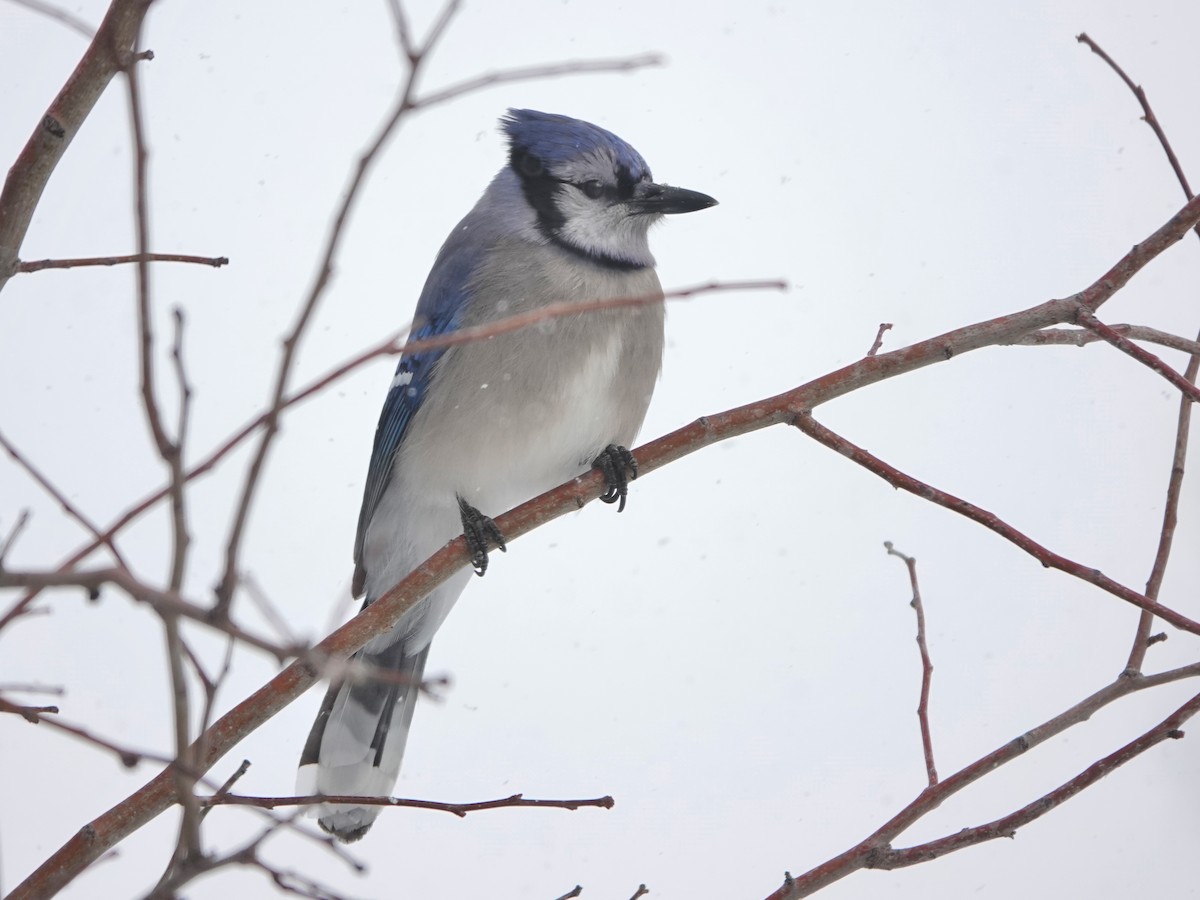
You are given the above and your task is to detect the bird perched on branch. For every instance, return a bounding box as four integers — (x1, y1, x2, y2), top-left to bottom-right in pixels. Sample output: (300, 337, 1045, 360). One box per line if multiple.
(298, 108, 716, 841)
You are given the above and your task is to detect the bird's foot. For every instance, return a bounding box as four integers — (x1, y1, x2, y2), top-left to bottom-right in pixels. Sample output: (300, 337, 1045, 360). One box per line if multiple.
(592, 444, 638, 513)
(457, 495, 506, 576)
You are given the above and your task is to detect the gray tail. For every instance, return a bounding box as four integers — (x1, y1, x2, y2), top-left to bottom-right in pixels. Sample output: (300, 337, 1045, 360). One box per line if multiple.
(297, 641, 430, 842)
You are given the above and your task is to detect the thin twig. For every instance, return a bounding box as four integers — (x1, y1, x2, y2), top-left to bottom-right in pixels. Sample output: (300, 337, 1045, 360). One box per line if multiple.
(0, 509, 31, 566)
(0, 681, 63, 695)
(199, 759, 250, 823)
(201, 791, 614, 818)
(16, 252, 227, 273)
(1013, 324, 1200, 355)
(0, 696, 167, 768)
(238, 572, 301, 646)
(124, 41, 203, 866)
(0, 698, 60, 720)
(884, 543, 937, 786)
(0, 428, 128, 567)
(1076, 33, 1195, 210)
(867, 323, 893, 357)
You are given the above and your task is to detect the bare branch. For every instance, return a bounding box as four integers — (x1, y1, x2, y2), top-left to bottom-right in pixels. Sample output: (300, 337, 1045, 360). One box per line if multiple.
(0, 698, 60, 720)
(0, 696, 168, 768)
(884, 543, 937, 786)
(1013, 324, 1200, 356)
(1076, 33, 1195, 211)
(0, 681, 63, 695)
(16, 252, 228, 273)
(202, 791, 614, 818)
(0, 428, 128, 567)
(866, 323, 893, 357)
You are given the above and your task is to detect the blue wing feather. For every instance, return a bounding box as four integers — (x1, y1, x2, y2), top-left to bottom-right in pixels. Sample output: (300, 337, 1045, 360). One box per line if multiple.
(351, 240, 484, 595)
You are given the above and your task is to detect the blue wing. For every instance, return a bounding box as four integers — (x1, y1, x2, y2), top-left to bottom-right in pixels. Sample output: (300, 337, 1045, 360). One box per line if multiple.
(351, 242, 483, 597)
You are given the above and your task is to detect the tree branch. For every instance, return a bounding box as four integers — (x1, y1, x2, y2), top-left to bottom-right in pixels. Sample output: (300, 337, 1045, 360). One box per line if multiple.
(15, 252, 227, 272)
(201, 791, 614, 817)
(884, 543, 937, 786)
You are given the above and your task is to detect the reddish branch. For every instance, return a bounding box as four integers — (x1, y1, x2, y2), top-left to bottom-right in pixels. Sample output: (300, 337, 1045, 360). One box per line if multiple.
(202, 792, 614, 818)
(10, 192, 1200, 900)
(1076, 33, 1195, 208)
(884, 543, 937, 786)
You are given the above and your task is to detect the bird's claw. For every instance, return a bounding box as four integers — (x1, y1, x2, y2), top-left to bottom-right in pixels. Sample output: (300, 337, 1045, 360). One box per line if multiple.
(458, 496, 506, 576)
(592, 444, 637, 512)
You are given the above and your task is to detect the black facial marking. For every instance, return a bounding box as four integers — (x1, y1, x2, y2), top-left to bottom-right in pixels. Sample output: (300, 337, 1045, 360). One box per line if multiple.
(509, 148, 648, 272)
(511, 148, 567, 232)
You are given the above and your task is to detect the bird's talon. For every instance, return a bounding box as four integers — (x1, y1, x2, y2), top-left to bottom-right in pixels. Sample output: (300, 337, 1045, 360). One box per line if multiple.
(592, 444, 637, 513)
(458, 496, 505, 577)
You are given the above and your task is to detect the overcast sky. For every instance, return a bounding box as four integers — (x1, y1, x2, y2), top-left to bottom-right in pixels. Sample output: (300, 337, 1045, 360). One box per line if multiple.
(2, 1, 1199, 898)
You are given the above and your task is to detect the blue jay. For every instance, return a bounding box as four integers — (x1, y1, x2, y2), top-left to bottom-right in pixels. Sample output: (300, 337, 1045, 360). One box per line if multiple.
(298, 109, 716, 841)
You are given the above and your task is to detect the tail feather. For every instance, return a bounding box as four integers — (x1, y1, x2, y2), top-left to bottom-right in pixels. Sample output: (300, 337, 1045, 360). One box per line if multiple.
(297, 643, 431, 842)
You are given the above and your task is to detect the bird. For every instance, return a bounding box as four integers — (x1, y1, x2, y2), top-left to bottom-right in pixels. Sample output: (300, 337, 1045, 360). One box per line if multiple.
(297, 108, 717, 842)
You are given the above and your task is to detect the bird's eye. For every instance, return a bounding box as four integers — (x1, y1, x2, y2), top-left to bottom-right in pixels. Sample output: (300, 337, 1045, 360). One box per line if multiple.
(580, 180, 605, 200)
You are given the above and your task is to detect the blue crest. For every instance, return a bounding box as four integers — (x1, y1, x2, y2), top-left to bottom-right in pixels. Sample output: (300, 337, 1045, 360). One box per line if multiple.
(502, 108, 651, 181)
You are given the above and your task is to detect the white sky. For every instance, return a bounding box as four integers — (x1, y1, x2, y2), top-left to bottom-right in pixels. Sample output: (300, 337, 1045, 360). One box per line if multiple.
(2, 1, 1199, 898)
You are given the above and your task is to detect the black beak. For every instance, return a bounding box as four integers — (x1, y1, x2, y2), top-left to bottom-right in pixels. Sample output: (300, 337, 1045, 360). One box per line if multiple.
(628, 182, 718, 215)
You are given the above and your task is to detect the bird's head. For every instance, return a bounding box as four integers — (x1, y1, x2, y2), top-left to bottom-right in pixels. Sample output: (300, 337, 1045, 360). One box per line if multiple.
(502, 108, 717, 269)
